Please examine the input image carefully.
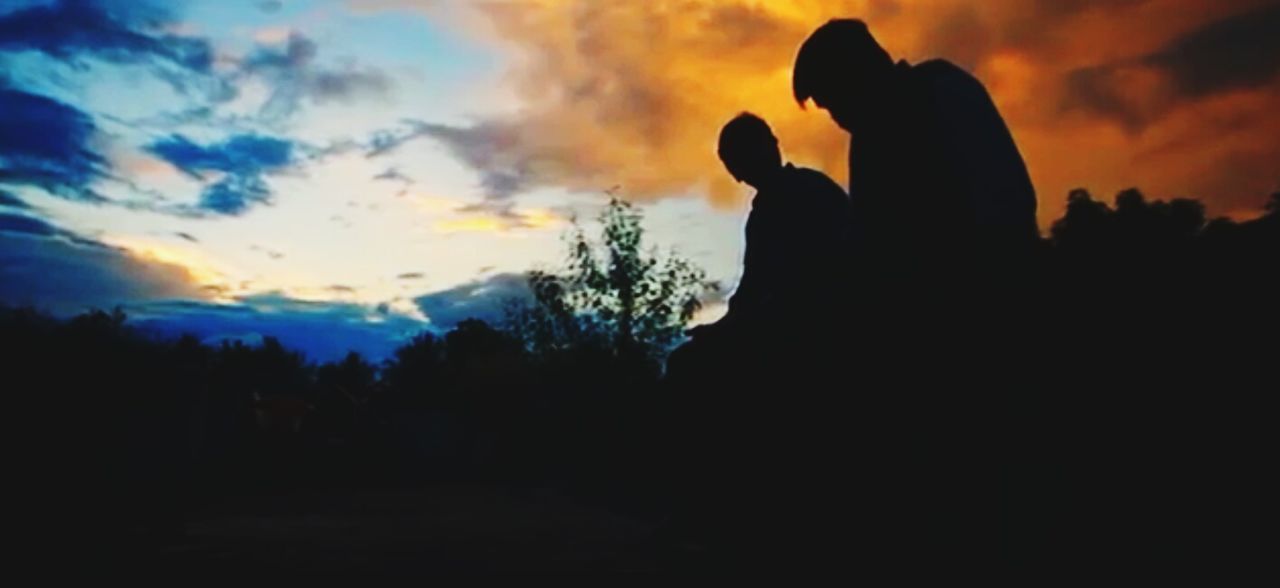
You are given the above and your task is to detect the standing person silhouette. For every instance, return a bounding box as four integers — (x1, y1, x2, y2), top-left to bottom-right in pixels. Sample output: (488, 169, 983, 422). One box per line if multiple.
(791, 19, 1044, 571)
(793, 18, 1038, 273)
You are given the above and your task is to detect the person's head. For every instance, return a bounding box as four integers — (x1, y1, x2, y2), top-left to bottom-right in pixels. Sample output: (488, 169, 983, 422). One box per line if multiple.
(717, 112, 782, 188)
(793, 19, 895, 132)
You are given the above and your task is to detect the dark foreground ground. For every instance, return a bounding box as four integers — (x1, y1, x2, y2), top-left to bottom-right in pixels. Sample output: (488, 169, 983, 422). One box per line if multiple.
(100, 485, 678, 575)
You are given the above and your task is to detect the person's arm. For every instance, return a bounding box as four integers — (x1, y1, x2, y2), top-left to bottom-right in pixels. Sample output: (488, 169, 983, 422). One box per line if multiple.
(718, 202, 785, 328)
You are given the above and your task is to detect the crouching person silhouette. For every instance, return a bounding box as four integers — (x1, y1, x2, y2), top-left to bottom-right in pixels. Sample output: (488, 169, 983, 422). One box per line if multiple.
(669, 112, 851, 387)
(687, 112, 851, 344)
(661, 112, 855, 568)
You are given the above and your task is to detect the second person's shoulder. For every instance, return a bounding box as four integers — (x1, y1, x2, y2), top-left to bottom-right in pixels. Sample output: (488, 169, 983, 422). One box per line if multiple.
(787, 165, 848, 199)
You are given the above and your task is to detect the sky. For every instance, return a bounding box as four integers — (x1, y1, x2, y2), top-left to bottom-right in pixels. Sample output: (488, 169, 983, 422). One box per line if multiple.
(2, 0, 1278, 360)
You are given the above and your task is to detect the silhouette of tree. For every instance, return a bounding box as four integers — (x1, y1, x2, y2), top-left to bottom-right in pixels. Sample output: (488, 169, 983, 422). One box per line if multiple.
(314, 351, 377, 442)
(379, 332, 445, 409)
(317, 351, 377, 400)
(510, 198, 714, 361)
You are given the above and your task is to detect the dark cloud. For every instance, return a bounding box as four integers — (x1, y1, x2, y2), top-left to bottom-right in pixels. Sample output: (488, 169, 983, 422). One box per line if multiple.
(0, 85, 107, 201)
(297, 137, 363, 161)
(0, 210, 99, 247)
(146, 133, 295, 215)
(364, 120, 430, 157)
(373, 167, 412, 183)
(1063, 2, 1280, 130)
(120, 106, 257, 132)
(0, 0, 214, 71)
(0, 212, 60, 237)
(1147, 2, 1280, 98)
(373, 166, 413, 197)
(1062, 65, 1152, 131)
(419, 122, 541, 202)
(0, 2, 381, 130)
(240, 33, 392, 122)
(242, 31, 317, 70)
(0, 1, 245, 210)
(397, 272, 424, 280)
(413, 272, 532, 329)
(309, 68, 391, 102)
(0, 189, 30, 209)
(0, 0, 231, 103)
(174, 231, 198, 242)
(197, 175, 272, 215)
(147, 133, 293, 176)
(0, 223, 206, 314)
(367, 119, 540, 202)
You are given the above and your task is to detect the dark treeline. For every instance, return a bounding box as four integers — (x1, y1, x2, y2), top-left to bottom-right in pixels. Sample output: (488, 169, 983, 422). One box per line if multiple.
(5, 190, 1278, 569)
(1025, 189, 1278, 569)
(6, 199, 701, 558)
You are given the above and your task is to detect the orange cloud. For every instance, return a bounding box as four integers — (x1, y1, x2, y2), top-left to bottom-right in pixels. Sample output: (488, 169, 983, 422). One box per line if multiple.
(106, 237, 238, 301)
(437, 0, 1278, 224)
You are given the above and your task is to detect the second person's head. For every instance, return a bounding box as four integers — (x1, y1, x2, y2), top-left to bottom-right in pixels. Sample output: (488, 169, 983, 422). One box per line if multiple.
(718, 112, 782, 189)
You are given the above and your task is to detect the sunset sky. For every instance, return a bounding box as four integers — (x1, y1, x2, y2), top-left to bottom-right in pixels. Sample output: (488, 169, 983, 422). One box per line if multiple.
(3, 0, 1278, 359)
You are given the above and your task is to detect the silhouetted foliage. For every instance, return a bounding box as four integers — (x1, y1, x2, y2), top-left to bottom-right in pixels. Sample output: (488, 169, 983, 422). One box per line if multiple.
(379, 332, 445, 409)
(508, 198, 714, 362)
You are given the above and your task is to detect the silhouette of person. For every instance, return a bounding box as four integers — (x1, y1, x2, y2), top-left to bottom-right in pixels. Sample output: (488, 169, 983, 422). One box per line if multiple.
(688, 111, 851, 342)
(790, 20, 1045, 570)
(793, 19, 1038, 273)
(669, 111, 852, 415)
(662, 113, 853, 565)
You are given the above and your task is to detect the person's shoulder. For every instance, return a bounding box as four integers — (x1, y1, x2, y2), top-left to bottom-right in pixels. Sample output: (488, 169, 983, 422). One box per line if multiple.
(912, 59, 976, 82)
(785, 166, 849, 212)
(911, 59, 989, 98)
(789, 166, 846, 196)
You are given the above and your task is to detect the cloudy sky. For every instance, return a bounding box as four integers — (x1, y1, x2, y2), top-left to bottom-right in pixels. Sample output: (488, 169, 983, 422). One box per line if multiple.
(2, 0, 1278, 359)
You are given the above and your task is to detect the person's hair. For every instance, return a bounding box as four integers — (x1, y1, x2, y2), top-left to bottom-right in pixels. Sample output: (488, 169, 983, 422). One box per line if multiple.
(717, 112, 776, 164)
(793, 19, 893, 107)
